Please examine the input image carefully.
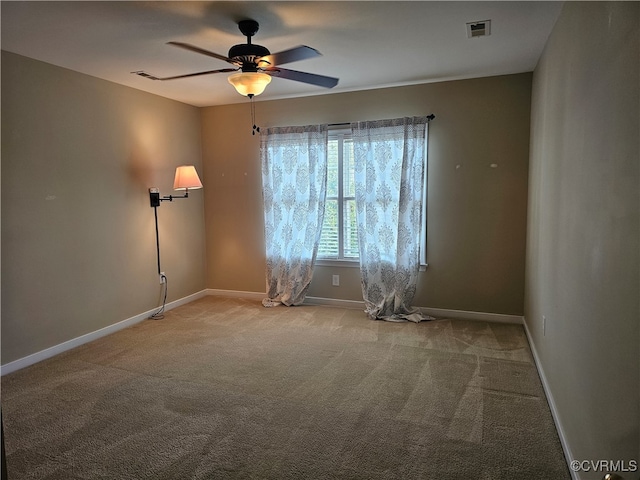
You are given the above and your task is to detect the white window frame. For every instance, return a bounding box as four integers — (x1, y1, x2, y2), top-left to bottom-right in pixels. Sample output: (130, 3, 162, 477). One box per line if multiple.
(317, 128, 359, 267)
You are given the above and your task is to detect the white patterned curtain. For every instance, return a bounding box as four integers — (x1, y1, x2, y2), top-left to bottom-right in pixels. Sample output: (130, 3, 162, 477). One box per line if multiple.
(260, 125, 328, 306)
(352, 117, 431, 322)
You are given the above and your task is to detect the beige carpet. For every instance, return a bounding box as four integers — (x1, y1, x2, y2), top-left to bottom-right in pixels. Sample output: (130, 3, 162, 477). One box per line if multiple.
(2, 296, 570, 479)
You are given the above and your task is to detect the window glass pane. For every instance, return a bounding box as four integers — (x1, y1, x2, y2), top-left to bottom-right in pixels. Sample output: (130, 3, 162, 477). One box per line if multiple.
(318, 199, 338, 257)
(343, 198, 359, 258)
(326, 140, 339, 198)
(343, 139, 356, 197)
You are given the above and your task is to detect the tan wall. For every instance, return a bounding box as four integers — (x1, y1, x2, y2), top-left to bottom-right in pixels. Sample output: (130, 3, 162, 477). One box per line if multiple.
(1, 52, 207, 364)
(525, 2, 639, 469)
(202, 73, 532, 315)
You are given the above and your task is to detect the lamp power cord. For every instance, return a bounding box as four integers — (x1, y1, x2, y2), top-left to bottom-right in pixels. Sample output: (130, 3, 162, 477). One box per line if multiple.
(150, 273, 168, 320)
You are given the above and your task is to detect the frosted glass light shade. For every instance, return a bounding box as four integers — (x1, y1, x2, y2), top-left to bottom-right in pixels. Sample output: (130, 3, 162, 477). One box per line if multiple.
(173, 165, 203, 191)
(227, 72, 272, 97)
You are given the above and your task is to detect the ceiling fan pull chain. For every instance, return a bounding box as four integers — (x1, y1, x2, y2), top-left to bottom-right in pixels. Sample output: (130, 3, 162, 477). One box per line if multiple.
(250, 95, 260, 135)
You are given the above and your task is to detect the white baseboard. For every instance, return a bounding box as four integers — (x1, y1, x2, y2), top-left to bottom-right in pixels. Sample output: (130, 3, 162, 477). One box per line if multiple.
(304, 296, 366, 309)
(205, 288, 266, 301)
(0, 289, 209, 376)
(204, 291, 365, 309)
(522, 317, 577, 480)
(420, 306, 524, 324)
(203, 290, 363, 309)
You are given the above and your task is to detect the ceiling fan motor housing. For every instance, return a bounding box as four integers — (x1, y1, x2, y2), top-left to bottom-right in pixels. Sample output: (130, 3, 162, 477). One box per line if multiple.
(228, 43, 270, 71)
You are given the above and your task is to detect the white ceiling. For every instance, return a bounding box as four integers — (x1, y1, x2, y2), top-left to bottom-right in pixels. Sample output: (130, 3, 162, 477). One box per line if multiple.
(1, 1, 563, 107)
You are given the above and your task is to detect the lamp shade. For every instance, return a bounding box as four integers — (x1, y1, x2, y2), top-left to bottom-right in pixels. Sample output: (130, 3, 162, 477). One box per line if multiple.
(173, 165, 203, 191)
(227, 72, 272, 97)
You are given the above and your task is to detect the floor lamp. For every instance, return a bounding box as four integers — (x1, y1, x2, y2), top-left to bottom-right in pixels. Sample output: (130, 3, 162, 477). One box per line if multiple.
(148, 165, 203, 319)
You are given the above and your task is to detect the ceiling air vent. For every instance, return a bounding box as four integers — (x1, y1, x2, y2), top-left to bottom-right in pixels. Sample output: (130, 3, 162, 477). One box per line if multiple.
(466, 20, 491, 38)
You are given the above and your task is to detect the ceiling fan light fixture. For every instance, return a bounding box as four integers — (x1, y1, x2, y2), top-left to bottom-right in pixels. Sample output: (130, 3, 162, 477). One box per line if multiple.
(228, 72, 272, 97)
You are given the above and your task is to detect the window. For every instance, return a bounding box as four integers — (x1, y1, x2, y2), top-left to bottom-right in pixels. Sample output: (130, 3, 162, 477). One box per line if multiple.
(317, 130, 359, 261)
(315, 119, 430, 269)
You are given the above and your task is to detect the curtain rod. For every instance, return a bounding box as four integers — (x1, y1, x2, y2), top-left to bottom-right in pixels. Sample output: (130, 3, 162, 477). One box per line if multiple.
(329, 114, 435, 127)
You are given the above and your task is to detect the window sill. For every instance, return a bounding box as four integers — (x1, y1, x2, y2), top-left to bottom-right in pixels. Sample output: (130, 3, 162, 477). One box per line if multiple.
(316, 260, 428, 270)
(315, 258, 360, 268)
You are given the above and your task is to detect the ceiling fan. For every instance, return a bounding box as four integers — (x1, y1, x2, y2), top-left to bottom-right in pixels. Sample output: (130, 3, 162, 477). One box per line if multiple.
(133, 19, 339, 97)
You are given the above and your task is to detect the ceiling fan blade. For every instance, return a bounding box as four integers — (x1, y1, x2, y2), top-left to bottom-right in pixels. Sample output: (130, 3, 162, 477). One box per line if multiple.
(167, 41, 234, 64)
(259, 45, 321, 66)
(132, 68, 237, 81)
(264, 67, 339, 89)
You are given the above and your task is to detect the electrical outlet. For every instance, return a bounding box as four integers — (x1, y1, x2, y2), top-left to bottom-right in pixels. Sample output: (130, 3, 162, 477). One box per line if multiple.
(332, 275, 340, 286)
(543, 315, 546, 336)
